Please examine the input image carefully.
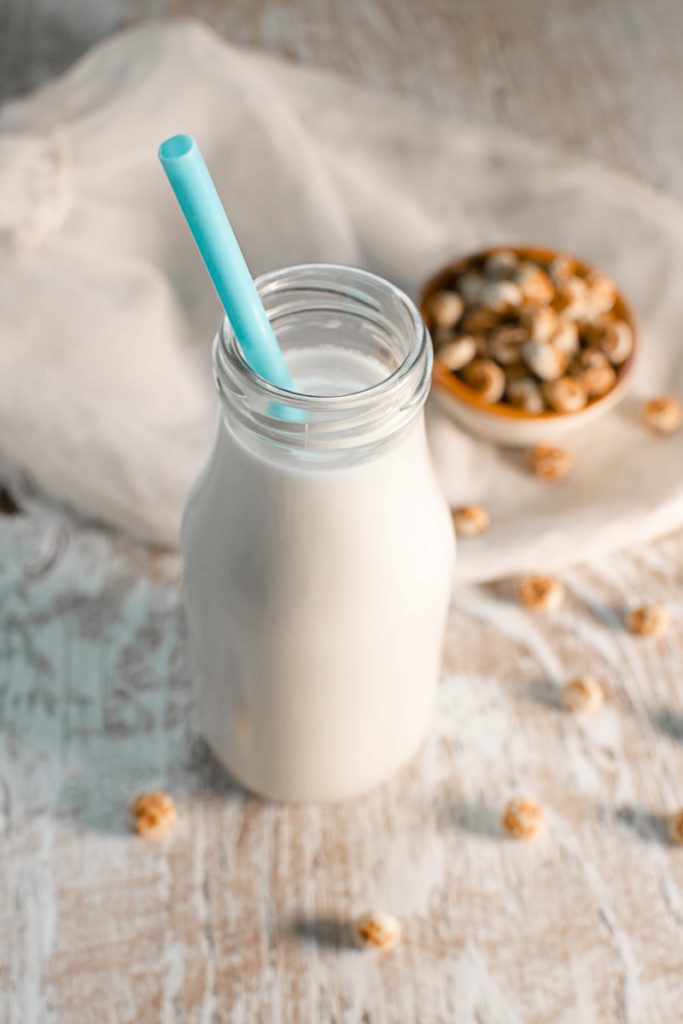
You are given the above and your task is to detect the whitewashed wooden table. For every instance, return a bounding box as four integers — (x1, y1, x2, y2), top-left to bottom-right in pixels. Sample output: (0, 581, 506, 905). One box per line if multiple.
(3, 3, 683, 1021)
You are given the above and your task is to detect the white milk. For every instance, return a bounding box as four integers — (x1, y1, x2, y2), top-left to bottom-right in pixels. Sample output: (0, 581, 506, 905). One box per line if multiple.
(182, 266, 455, 801)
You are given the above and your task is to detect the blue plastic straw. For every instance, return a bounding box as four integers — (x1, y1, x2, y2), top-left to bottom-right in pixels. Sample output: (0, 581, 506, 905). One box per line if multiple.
(158, 134, 295, 393)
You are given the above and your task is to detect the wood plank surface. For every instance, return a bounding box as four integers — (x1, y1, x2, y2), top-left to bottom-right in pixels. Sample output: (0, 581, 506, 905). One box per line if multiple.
(2, 511, 683, 1022)
(2, 0, 683, 200)
(2, 2, 683, 1022)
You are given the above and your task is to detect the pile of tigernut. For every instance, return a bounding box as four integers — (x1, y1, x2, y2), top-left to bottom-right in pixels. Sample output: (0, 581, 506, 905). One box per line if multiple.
(424, 248, 634, 415)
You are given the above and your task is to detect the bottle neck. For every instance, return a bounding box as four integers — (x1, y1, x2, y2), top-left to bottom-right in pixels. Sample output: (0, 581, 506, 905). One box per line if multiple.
(212, 264, 432, 464)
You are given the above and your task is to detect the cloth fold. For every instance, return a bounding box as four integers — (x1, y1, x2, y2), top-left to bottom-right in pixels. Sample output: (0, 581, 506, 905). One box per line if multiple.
(1, 19, 682, 580)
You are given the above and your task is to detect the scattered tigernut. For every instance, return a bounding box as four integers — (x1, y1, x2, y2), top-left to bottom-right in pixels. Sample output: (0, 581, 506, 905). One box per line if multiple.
(438, 335, 479, 371)
(461, 358, 506, 403)
(626, 603, 671, 638)
(599, 319, 634, 365)
(501, 797, 544, 839)
(668, 810, 683, 846)
(514, 262, 555, 306)
(527, 444, 574, 480)
(423, 289, 464, 329)
(484, 249, 518, 278)
(522, 339, 569, 381)
(130, 791, 178, 838)
(517, 574, 566, 611)
(542, 376, 588, 413)
(354, 910, 402, 951)
(488, 324, 529, 365)
(641, 396, 683, 434)
(560, 675, 605, 713)
(451, 504, 490, 537)
(506, 377, 545, 413)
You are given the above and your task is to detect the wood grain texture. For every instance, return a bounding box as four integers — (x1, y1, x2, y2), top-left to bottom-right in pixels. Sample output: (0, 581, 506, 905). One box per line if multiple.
(1, 512, 683, 1023)
(2, 0, 683, 200)
(2, 2, 683, 1021)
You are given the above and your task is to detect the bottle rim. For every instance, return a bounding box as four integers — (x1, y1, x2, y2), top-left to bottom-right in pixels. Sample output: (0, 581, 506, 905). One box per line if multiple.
(212, 263, 432, 454)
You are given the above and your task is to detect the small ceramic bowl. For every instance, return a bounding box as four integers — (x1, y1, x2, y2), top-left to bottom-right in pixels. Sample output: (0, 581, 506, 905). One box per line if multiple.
(420, 245, 638, 446)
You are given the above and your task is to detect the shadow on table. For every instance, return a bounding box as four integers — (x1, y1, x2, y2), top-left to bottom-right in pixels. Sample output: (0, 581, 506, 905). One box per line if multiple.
(287, 915, 357, 951)
(58, 736, 259, 838)
(439, 799, 501, 840)
(609, 803, 672, 846)
(524, 678, 561, 711)
(580, 598, 628, 632)
(183, 736, 260, 803)
(647, 705, 683, 742)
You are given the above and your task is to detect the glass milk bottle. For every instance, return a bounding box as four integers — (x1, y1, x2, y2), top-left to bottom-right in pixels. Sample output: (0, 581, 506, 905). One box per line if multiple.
(182, 264, 455, 801)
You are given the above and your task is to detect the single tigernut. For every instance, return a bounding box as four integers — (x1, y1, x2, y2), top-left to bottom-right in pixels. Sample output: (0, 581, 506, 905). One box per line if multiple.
(484, 249, 518, 279)
(548, 253, 575, 284)
(551, 319, 579, 357)
(459, 305, 501, 335)
(626, 603, 671, 638)
(424, 290, 464, 329)
(521, 304, 559, 344)
(573, 347, 610, 373)
(514, 262, 555, 306)
(457, 271, 486, 305)
(461, 358, 506, 403)
(437, 335, 478, 371)
(522, 339, 569, 381)
(560, 675, 605, 713)
(488, 324, 529, 365)
(570, 347, 616, 395)
(506, 377, 544, 413)
(501, 797, 544, 839)
(599, 319, 634, 365)
(571, 348, 616, 399)
(668, 810, 683, 846)
(130, 791, 178, 838)
(478, 279, 523, 315)
(585, 269, 618, 316)
(542, 377, 588, 413)
(517, 574, 566, 611)
(354, 910, 402, 951)
(555, 276, 590, 319)
(451, 504, 490, 537)
(641, 396, 683, 434)
(527, 444, 573, 480)
(585, 364, 616, 398)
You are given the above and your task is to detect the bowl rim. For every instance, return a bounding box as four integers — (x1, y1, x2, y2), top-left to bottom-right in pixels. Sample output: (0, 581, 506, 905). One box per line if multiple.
(420, 244, 639, 421)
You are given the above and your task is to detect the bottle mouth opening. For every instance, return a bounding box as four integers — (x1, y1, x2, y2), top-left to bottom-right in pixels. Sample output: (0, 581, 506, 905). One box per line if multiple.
(213, 264, 432, 453)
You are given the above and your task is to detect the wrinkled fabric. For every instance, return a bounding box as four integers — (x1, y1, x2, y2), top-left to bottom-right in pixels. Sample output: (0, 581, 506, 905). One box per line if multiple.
(0, 19, 682, 580)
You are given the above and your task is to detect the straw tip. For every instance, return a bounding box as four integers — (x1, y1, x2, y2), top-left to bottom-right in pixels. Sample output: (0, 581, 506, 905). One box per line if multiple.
(158, 134, 196, 163)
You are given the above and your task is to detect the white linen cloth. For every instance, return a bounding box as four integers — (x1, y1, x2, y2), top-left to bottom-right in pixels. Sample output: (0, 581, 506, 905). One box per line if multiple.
(0, 19, 682, 582)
